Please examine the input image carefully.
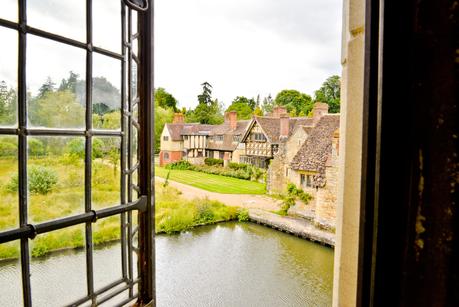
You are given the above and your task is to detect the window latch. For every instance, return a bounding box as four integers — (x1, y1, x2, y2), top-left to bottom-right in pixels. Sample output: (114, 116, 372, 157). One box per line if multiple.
(123, 0, 149, 12)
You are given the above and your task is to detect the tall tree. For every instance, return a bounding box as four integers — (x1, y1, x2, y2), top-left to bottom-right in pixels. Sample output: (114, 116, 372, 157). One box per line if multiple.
(154, 87, 178, 111)
(261, 94, 274, 115)
(0, 81, 16, 125)
(38, 77, 55, 99)
(314, 75, 341, 113)
(58, 71, 79, 93)
(187, 99, 224, 124)
(274, 89, 313, 116)
(197, 82, 212, 105)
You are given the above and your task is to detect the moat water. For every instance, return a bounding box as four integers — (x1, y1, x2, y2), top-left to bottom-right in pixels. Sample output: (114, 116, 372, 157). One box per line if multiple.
(0, 222, 334, 306)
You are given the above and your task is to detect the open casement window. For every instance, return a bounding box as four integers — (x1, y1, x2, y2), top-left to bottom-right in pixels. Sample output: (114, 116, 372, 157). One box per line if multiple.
(0, 1, 154, 306)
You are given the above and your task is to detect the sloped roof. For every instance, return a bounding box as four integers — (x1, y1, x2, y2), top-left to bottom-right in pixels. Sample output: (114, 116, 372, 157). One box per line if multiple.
(243, 116, 313, 143)
(290, 114, 340, 187)
(164, 120, 251, 151)
(207, 120, 251, 151)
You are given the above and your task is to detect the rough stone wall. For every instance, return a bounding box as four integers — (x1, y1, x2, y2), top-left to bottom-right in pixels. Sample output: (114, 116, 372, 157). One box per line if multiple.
(315, 165, 338, 229)
(267, 149, 287, 193)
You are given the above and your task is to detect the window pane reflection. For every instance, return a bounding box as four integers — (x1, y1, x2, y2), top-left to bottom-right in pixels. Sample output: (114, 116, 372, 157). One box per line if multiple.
(0, 27, 18, 127)
(0, 136, 18, 232)
(93, 54, 121, 130)
(0, 0, 17, 22)
(0, 241, 22, 306)
(93, 0, 122, 53)
(30, 225, 86, 307)
(27, 35, 86, 129)
(92, 137, 121, 209)
(28, 0, 85, 42)
(93, 217, 122, 291)
(28, 137, 85, 223)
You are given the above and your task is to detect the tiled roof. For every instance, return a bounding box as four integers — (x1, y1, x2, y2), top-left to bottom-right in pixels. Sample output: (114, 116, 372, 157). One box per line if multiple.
(290, 114, 340, 187)
(207, 120, 250, 151)
(164, 120, 251, 151)
(252, 116, 313, 143)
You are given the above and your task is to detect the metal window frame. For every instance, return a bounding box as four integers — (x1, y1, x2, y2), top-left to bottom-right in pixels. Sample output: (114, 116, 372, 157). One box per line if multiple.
(0, 1, 154, 306)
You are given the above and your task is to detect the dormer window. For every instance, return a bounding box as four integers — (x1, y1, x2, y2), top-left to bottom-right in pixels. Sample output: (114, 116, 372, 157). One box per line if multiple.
(233, 135, 241, 142)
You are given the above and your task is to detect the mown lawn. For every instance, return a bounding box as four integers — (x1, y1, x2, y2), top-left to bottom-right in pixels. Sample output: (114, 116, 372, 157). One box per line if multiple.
(155, 166, 266, 195)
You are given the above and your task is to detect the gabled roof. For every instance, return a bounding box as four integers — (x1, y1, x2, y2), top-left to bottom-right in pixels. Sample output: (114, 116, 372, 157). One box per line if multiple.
(207, 120, 251, 151)
(241, 116, 313, 144)
(290, 114, 340, 187)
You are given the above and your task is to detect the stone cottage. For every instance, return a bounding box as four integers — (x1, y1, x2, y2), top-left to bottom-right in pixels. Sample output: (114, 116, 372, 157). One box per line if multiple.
(268, 103, 340, 229)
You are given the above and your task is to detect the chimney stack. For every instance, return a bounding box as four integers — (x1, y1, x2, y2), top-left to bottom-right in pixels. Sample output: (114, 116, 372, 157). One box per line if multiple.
(280, 113, 289, 139)
(312, 102, 329, 125)
(173, 113, 184, 124)
(225, 111, 238, 130)
(272, 106, 287, 118)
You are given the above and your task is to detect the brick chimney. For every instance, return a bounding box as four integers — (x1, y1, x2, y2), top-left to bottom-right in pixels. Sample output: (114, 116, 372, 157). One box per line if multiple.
(173, 113, 184, 124)
(225, 111, 238, 130)
(279, 113, 289, 140)
(312, 102, 329, 125)
(272, 106, 287, 118)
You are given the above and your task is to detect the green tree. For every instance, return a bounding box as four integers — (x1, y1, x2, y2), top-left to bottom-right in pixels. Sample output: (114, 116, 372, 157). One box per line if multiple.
(187, 99, 224, 124)
(154, 87, 178, 111)
(38, 77, 55, 99)
(274, 89, 313, 116)
(154, 102, 174, 153)
(29, 90, 85, 128)
(0, 81, 16, 125)
(58, 71, 79, 93)
(314, 75, 341, 113)
(197, 82, 212, 105)
(253, 106, 263, 116)
(226, 96, 254, 120)
(261, 94, 274, 115)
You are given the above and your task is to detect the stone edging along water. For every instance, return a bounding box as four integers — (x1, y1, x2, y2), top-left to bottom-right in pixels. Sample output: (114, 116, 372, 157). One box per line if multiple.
(247, 209, 335, 248)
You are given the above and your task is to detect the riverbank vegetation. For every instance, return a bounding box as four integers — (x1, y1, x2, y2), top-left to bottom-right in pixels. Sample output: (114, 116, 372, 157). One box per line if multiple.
(156, 166, 266, 194)
(274, 183, 313, 216)
(155, 183, 242, 234)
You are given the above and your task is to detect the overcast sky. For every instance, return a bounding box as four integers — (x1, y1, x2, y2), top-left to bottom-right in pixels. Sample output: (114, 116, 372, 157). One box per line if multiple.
(155, 0, 343, 109)
(0, 0, 342, 110)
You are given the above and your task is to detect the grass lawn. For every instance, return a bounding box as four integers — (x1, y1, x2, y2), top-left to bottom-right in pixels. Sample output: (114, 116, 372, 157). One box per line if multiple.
(155, 166, 266, 195)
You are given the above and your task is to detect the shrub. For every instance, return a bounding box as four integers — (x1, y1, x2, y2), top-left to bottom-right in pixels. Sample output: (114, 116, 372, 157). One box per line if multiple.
(237, 209, 250, 222)
(65, 138, 104, 159)
(277, 196, 296, 216)
(165, 160, 193, 170)
(204, 157, 223, 166)
(7, 165, 58, 195)
(29, 138, 46, 156)
(228, 162, 249, 171)
(195, 203, 215, 224)
(286, 183, 312, 205)
(0, 138, 17, 157)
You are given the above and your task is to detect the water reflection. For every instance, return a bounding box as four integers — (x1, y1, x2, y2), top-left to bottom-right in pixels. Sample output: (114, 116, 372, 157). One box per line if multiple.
(0, 222, 334, 307)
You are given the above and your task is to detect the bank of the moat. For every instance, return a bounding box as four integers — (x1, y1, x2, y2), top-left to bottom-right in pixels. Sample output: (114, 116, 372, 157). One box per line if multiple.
(0, 222, 334, 307)
(155, 176, 336, 247)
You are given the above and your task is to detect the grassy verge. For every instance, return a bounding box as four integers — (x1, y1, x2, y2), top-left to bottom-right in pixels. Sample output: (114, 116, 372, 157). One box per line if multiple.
(0, 158, 243, 259)
(155, 166, 266, 194)
(155, 183, 242, 234)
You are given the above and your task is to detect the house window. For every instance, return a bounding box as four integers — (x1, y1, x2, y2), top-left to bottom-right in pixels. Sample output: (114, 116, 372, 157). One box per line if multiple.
(300, 174, 312, 188)
(233, 135, 241, 142)
(219, 151, 224, 159)
(306, 175, 312, 187)
(286, 168, 289, 177)
(163, 136, 169, 141)
(164, 152, 169, 160)
(183, 135, 188, 140)
(215, 135, 224, 142)
(252, 133, 266, 142)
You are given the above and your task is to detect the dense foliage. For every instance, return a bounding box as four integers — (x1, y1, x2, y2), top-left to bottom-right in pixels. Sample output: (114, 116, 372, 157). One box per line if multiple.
(314, 75, 341, 113)
(204, 158, 224, 166)
(274, 89, 314, 116)
(7, 165, 58, 195)
(155, 87, 178, 111)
